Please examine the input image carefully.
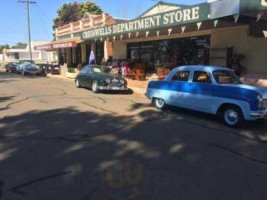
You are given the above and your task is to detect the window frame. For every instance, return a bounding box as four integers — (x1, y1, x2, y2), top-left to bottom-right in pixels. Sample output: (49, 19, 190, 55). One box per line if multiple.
(171, 70, 190, 82)
(192, 71, 213, 84)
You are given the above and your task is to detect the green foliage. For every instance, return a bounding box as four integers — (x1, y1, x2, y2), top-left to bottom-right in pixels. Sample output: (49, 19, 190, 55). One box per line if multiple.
(12, 42, 27, 49)
(67, 68, 75, 73)
(53, 2, 81, 29)
(80, 2, 103, 15)
(53, 1, 103, 30)
(0, 44, 10, 54)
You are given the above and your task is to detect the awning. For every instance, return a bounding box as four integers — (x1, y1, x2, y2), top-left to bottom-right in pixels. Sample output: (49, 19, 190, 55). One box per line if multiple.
(35, 37, 84, 51)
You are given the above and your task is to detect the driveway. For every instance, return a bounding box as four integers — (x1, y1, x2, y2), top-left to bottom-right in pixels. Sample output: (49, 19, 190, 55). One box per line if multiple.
(0, 71, 267, 200)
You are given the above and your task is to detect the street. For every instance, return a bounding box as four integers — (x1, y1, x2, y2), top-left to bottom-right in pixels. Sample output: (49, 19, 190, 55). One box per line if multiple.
(0, 71, 267, 200)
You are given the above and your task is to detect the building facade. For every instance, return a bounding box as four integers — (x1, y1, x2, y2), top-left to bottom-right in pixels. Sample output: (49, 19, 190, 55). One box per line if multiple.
(2, 42, 57, 64)
(80, 0, 267, 75)
(36, 13, 127, 67)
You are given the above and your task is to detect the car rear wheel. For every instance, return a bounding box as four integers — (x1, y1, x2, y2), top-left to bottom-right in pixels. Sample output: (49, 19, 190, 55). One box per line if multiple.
(154, 98, 166, 110)
(75, 79, 81, 88)
(92, 81, 99, 93)
(222, 106, 244, 128)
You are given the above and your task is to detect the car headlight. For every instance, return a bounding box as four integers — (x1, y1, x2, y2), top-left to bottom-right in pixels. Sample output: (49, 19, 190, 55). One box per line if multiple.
(120, 79, 125, 85)
(258, 95, 264, 109)
(106, 79, 111, 84)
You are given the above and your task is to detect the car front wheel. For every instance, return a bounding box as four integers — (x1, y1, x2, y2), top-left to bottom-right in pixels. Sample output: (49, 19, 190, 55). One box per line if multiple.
(223, 106, 244, 128)
(92, 81, 99, 93)
(154, 98, 166, 110)
(75, 79, 81, 88)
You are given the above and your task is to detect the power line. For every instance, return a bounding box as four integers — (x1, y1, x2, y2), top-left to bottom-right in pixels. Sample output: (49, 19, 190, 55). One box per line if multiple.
(18, 0, 36, 61)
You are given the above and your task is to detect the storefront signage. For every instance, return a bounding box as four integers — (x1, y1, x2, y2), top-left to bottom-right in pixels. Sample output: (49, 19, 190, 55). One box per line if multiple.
(35, 42, 77, 51)
(82, 3, 209, 40)
(240, 0, 267, 13)
(53, 42, 77, 49)
(34, 44, 53, 51)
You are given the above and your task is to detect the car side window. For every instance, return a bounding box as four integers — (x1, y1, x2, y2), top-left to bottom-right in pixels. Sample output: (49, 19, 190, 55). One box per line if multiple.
(193, 71, 212, 84)
(171, 71, 190, 82)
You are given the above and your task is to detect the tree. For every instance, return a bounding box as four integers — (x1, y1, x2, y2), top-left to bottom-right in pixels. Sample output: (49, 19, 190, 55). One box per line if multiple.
(12, 42, 27, 49)
(53, 1, 103, 30)
(80, 2, 103, 16)
(0, 44, 9, 54)
(53, 2, 81, 29)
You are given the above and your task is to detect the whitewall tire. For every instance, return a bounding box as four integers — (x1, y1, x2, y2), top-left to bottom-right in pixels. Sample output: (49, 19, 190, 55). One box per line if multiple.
(223, 106, 244, 128)
(154, 98, 166, 110)
(75, 79, 81, 88)
(92, 81, 99, 93)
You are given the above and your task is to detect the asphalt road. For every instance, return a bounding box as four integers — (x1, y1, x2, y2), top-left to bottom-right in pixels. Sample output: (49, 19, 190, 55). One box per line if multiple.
(0, 71, 267, 200)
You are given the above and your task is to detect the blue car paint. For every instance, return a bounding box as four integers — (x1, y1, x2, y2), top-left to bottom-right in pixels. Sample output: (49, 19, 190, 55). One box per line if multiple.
(147, 65, 267, 121)
(148, 81, 260, 111)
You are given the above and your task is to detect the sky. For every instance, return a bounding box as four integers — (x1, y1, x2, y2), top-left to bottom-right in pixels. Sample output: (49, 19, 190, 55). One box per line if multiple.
(0, 0, 205, 46)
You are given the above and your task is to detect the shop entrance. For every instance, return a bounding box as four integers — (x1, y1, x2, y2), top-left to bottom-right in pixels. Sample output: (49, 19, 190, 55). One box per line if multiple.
(95, 41, 104, 65)
(127, 35, 210, 72)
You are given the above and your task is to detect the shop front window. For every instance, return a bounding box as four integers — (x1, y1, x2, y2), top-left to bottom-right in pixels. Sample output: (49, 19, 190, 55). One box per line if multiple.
(127, 36, 210, 73)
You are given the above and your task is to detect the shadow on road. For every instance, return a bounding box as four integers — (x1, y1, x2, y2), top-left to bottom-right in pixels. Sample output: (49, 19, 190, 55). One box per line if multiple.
(0, 105, 267, 199)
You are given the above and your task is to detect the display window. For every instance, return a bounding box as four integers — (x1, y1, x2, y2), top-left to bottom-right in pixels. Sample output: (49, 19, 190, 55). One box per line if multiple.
(127, 36, 210, 72)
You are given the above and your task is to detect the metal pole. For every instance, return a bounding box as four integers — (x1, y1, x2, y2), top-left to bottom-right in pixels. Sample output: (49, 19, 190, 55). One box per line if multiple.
(27, 1, 32, 61)
(18, 0, 36, 61)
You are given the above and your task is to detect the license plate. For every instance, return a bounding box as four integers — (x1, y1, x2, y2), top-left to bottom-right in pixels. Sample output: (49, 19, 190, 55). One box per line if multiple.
(111, 87, 121, 90)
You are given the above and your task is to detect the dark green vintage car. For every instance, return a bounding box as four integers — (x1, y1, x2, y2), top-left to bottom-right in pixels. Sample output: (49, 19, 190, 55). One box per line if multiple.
(75, 65, 128, 93)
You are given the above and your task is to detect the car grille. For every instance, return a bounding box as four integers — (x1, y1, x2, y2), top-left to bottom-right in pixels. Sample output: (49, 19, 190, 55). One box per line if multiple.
(110, 79, 121, 87)
(112, 79, 119, 84)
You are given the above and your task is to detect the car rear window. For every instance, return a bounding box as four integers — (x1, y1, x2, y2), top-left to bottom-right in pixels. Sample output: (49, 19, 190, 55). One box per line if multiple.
(171, 71, 190, 82)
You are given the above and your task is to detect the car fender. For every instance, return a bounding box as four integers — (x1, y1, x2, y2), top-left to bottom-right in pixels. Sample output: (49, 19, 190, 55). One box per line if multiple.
(212, 97, 251, 120)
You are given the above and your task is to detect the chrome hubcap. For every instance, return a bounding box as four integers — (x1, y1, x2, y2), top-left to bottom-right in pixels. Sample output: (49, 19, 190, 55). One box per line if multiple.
(93, 83, 97, 91)
(225, 109, 238, 125)
(156, 99, 164, 108)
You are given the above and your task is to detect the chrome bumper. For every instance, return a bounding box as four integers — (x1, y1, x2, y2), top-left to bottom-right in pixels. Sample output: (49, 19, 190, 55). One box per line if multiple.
(98, 86, 128, 91)
(250, 109, 267, 119)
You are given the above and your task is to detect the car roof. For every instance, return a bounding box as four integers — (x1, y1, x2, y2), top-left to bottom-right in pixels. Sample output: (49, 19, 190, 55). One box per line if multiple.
(174, 65, 232, 72)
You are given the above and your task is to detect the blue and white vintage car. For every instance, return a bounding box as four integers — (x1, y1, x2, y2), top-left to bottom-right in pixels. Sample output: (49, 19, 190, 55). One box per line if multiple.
(147, 66, 267, 127)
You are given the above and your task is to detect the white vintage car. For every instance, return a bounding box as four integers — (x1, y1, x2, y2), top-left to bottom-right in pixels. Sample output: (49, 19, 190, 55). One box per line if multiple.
(147, 66, 267, 127)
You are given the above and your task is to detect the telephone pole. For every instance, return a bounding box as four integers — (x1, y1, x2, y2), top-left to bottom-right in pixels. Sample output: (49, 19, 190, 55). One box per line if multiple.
(18, 0, 36, 61)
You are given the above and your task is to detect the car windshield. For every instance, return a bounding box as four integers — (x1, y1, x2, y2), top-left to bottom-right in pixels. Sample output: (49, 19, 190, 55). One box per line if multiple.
(92, 66, 110, 74)
(20, 60, 34, 64)
(213, 70, 242, 85)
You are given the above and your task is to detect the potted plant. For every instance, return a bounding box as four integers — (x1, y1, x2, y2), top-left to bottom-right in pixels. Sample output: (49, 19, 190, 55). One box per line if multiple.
(66, 68, 77, 79)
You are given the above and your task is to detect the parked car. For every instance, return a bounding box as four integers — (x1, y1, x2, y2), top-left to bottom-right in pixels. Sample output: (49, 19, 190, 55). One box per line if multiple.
(146, 65, 267, 127)
(16, 64, 24, 74)
(75, 65, 128, 93)
(5, 62, 18, 73)
(18, 64, 42, 76)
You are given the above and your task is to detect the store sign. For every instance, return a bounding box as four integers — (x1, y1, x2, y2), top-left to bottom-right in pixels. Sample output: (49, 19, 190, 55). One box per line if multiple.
(53, 42, 77, 49)
(34, 44, 53, 51)
(240, 0, 267, 13)
(82, 3, 209, 40)
(35, 42, 77, 50)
